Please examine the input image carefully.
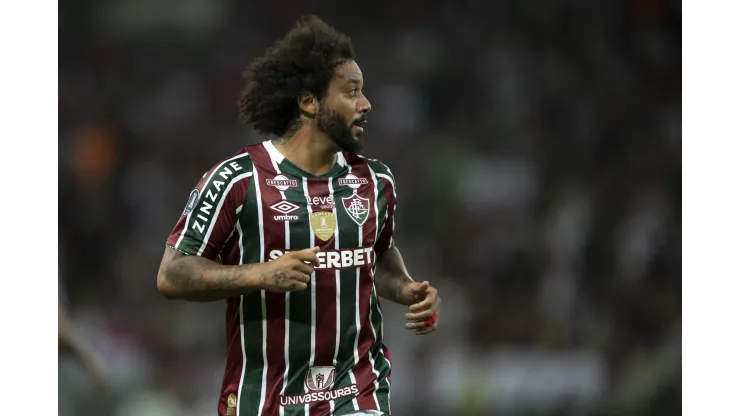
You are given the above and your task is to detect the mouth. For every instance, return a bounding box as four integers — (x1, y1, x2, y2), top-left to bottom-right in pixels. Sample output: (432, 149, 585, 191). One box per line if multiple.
(351, 119, 367, 136)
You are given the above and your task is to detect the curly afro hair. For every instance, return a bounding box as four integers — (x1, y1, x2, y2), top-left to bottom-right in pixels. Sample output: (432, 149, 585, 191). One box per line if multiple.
(238, 15, 356, 136)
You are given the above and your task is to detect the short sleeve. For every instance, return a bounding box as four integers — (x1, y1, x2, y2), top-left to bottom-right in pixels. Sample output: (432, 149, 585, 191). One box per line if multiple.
(373, 167, 397, 257)
(166, 153, 252, 260)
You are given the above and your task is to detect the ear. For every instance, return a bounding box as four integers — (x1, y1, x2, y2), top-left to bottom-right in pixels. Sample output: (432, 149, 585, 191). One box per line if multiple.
(297, 91, 318, 118)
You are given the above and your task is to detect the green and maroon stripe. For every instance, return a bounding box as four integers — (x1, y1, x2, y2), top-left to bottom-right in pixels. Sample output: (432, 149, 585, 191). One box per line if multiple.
(250, 144, 290, 416)
(327, 176, 344, 416)
(368, 287, 392, 413)
(306, 178, 339, 416)
(279, 175, 314, 416)
(219, 175, 254, 416)
(346, 157, 381, 412)
(330, 161, 371, 415)
(370, 162, 396, 413)
(219, 296, 245, 416)
(238, 157, 269, 416)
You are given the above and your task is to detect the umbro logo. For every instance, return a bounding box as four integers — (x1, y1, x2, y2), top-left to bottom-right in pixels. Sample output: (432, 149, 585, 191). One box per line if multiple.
(269, 200, 300, 221)
(270, 200, 300, 214)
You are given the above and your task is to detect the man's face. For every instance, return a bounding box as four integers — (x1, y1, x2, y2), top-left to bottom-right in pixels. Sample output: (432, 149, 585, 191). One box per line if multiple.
(317, 60, 371, 154)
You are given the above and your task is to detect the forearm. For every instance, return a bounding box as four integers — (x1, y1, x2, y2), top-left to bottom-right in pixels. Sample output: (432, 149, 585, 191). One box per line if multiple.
(158, 248, 261, 302)
(374, 245, 414, 305)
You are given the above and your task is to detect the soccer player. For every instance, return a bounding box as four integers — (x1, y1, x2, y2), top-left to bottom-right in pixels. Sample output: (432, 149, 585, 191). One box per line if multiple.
(157, 15, 441, 416)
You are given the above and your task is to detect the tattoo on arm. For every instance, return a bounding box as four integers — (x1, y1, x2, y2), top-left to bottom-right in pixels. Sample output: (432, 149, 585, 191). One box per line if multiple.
(167, 256, 201, 287)
(273, 270, 289, 285)
(166, 253, 250, 290)
(261, 269, 289, 287)
(220, 265, 247, 289)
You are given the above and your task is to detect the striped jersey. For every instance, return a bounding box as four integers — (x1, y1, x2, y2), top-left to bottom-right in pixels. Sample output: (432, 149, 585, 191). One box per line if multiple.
(166, 140, 397, 416)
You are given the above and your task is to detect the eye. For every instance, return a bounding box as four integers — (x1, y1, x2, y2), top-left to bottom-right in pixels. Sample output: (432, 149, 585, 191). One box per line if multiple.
(347, 89, 360, 97)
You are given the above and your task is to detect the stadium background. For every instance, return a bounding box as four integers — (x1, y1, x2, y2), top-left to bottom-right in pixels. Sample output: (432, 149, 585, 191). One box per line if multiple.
(58, 1, 681, 415)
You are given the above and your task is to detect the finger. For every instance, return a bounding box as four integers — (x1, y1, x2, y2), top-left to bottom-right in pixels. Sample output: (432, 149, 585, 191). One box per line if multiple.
(408, 298, 433, 313)
(415, 325, 436, 335)
(405, 321, 428, 330)
(291, 272, 311, 284)
(409, 281, 429, 295)
(290, 281, 308, 291)
(294, 248, 320, 266)
(296, 262, 315, 275)
(405, 308, 435, 322)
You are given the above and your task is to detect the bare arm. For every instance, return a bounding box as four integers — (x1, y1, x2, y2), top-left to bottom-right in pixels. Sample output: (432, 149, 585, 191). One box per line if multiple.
(374, 245, 415, 305)
(157, 246, 319, 302)
(157, 247, 262, 302)
(375, 245, 442, 335)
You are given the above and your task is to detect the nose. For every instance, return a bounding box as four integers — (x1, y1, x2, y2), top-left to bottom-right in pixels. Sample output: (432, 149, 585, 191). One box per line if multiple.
(358, 94, 371, 114)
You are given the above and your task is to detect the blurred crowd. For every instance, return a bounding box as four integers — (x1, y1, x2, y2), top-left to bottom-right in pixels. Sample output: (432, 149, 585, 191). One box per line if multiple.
(59, 0, 681, 415)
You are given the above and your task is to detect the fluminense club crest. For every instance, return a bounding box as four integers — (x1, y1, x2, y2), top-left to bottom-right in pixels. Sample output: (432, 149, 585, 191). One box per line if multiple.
(342, 192, 370, 226)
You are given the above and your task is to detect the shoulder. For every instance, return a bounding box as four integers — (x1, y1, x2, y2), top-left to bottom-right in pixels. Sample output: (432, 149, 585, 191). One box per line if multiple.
(356, 155, 396, 187)
(193, 149, 254, 202)
(203, 148, 254, 181)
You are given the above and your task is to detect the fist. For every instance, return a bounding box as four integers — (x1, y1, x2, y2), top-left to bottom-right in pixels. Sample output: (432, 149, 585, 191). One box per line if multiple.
(401, 281, 441, 335)
(258, 247, 320, 292)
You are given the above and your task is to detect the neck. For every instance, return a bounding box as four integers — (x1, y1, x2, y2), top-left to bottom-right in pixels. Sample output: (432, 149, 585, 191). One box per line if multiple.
(273, 125, 338, 176)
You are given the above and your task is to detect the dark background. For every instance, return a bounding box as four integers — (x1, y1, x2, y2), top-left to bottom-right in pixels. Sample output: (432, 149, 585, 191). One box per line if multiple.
(59, 1, 681, 415)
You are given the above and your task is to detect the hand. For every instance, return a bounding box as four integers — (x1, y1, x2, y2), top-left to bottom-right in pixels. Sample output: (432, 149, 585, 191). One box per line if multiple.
(256, 247, 320, 292)
(402, 280, 441, 335)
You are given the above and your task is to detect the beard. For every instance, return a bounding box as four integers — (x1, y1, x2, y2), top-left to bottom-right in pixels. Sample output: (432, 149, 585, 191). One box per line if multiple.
(317, 107, 364, 154)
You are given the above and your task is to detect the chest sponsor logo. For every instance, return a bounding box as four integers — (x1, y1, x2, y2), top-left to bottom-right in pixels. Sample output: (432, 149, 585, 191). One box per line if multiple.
(266, 174, 298, 191)
(279, 366, 358, 407)
(310, 212, 337, 241)
(269, 246, 375, 270)
(338, 173, 368, 190)
(342, 193, 370, 226)
(306, 194, 335, 210)
(269, 200, 300, 221)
